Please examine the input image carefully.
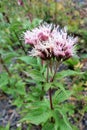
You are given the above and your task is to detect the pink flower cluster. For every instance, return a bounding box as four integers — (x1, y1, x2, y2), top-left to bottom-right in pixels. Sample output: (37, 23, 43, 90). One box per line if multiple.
(24, 23, 78, 60)
(17, 0, 23, 6)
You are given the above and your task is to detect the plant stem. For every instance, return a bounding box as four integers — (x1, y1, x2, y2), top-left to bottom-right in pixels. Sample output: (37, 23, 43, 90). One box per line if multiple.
(0, 55, 12, 77)
(39, 124, 42, 130)
(49, 87, 54, 123)
(47, 61, 54, 110)
(49, 87, 53, 110)
(50, 60, 62, 82)
(46, 61, 49, 83)
(48, 60, 62, 110)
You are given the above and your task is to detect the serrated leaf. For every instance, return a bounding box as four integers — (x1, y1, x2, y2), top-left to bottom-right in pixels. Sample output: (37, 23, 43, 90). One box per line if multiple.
(22, 110, 50, 125)
(55, 70, 82, 80)
(57, 109, 72, 130)
(53, 82, 67, 96)
(15, 82, 26, 95)
(42, 122, 54, 130)
(19, 56, 37, 66)
(53, 110, 72, 130)
(28, 69, 45, 82)
(53, 90, 72, 104)
(0, 73, 9, 88)
(21, 101, 51, 125)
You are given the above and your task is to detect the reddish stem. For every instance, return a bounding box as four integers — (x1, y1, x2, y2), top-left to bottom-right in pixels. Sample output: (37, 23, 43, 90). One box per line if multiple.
(47, 62, 54, 110)
(49, 87, 53, 110)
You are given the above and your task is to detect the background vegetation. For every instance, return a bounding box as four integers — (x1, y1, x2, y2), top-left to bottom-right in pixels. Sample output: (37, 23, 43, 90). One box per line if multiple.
(0, 0, 87, 130)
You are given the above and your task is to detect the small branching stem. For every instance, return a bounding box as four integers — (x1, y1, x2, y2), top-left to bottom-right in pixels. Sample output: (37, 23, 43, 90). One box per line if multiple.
(50, 60, 61, 82)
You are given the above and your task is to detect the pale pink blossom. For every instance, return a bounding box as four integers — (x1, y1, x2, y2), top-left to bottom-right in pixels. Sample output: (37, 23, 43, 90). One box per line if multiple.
(52, 28, 78, 59)
(29, 48, 45, 59)
(17, 0, 23, 6)
(24, 23, 78, 60)
(24, 31, 38, 45)
(24, 23, 52, 45)
(36, 24, 52, 41)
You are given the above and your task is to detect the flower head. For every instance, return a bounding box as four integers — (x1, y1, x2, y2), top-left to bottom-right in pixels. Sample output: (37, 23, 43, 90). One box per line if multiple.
(24, 23, 78, 60)
(17, 0, 23, 6)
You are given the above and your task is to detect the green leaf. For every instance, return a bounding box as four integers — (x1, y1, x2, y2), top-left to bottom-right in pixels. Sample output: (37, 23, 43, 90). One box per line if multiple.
(44, 82, 53, 91)
(0, 73, 9, 88)
(72, 125, 79, 130)
(21, 101, 51, 125)
(13, 97, 24, 108)
(29, 86, 44, 99)
(65, 57, 79, 66)
(53, 110, 72, 130)
(4, 51, 18, 63)
(0, 123, 10, 130)
(19, 56, 37, 66)
(27, 69, 45, 82)
(53, 90, 72, 104)
(16, 126, 22, 130)
(22, 109, 50, 125)
(5, 123, 10, 130)
(57, 109, 72, 130)
(59, 120, 72, 130)
(55, 70, 82, 80)
(53, 82, 67, 96)
(32, 18, 42, 28)
(15, 80, 26, 95)
(42, 122, 54, 130)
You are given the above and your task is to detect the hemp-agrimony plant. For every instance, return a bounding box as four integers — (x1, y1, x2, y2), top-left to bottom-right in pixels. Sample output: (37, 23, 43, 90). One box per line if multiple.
(22, 23, 78, 130)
